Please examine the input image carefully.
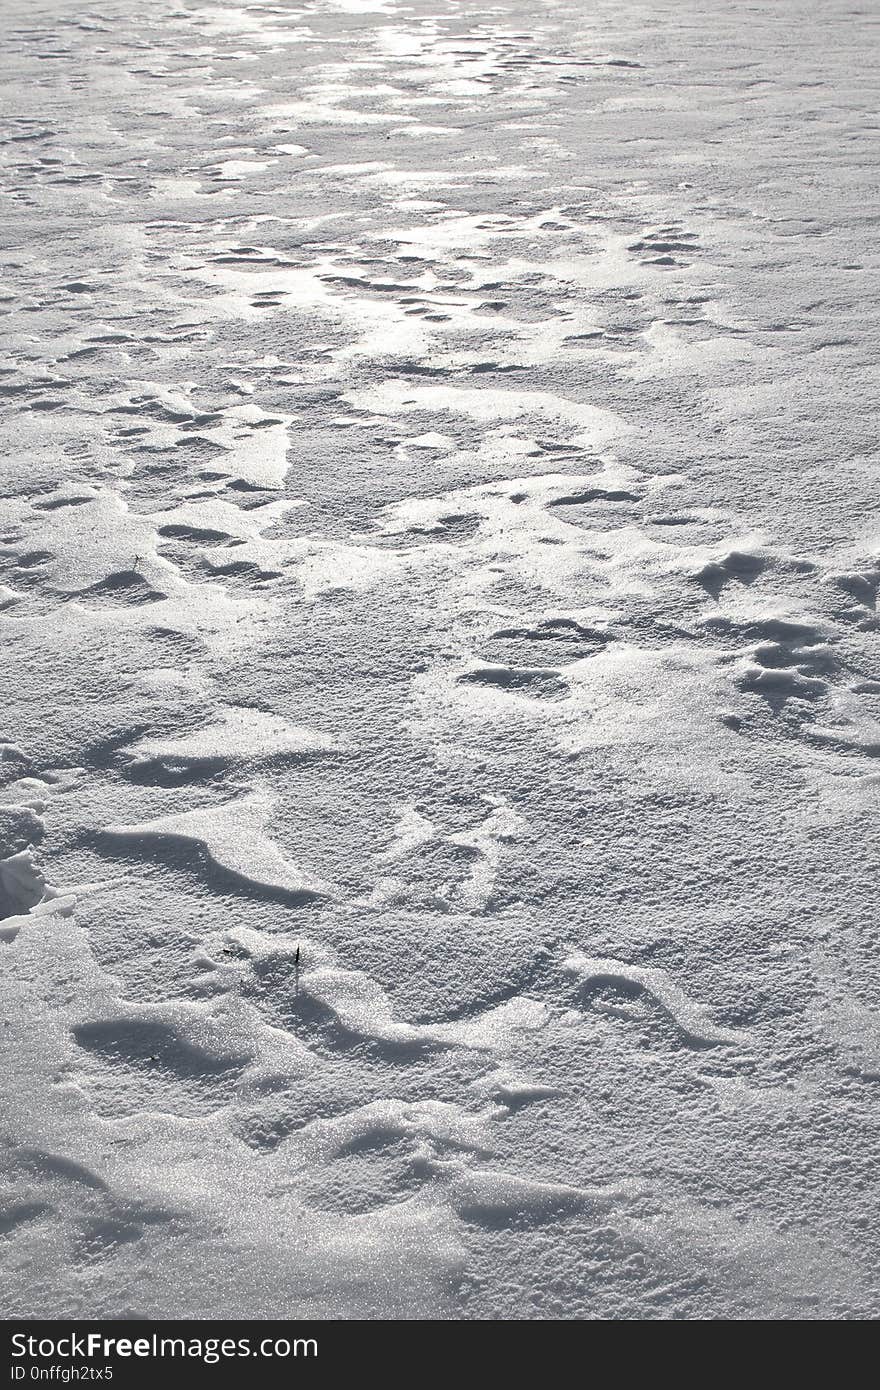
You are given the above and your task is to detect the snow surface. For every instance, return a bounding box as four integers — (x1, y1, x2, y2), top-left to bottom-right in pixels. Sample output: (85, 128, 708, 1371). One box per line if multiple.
(1, 0, 879, 1320)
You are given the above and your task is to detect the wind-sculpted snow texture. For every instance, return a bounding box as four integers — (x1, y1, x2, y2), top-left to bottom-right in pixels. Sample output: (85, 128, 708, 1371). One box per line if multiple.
(1, 0, 879, 1321)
